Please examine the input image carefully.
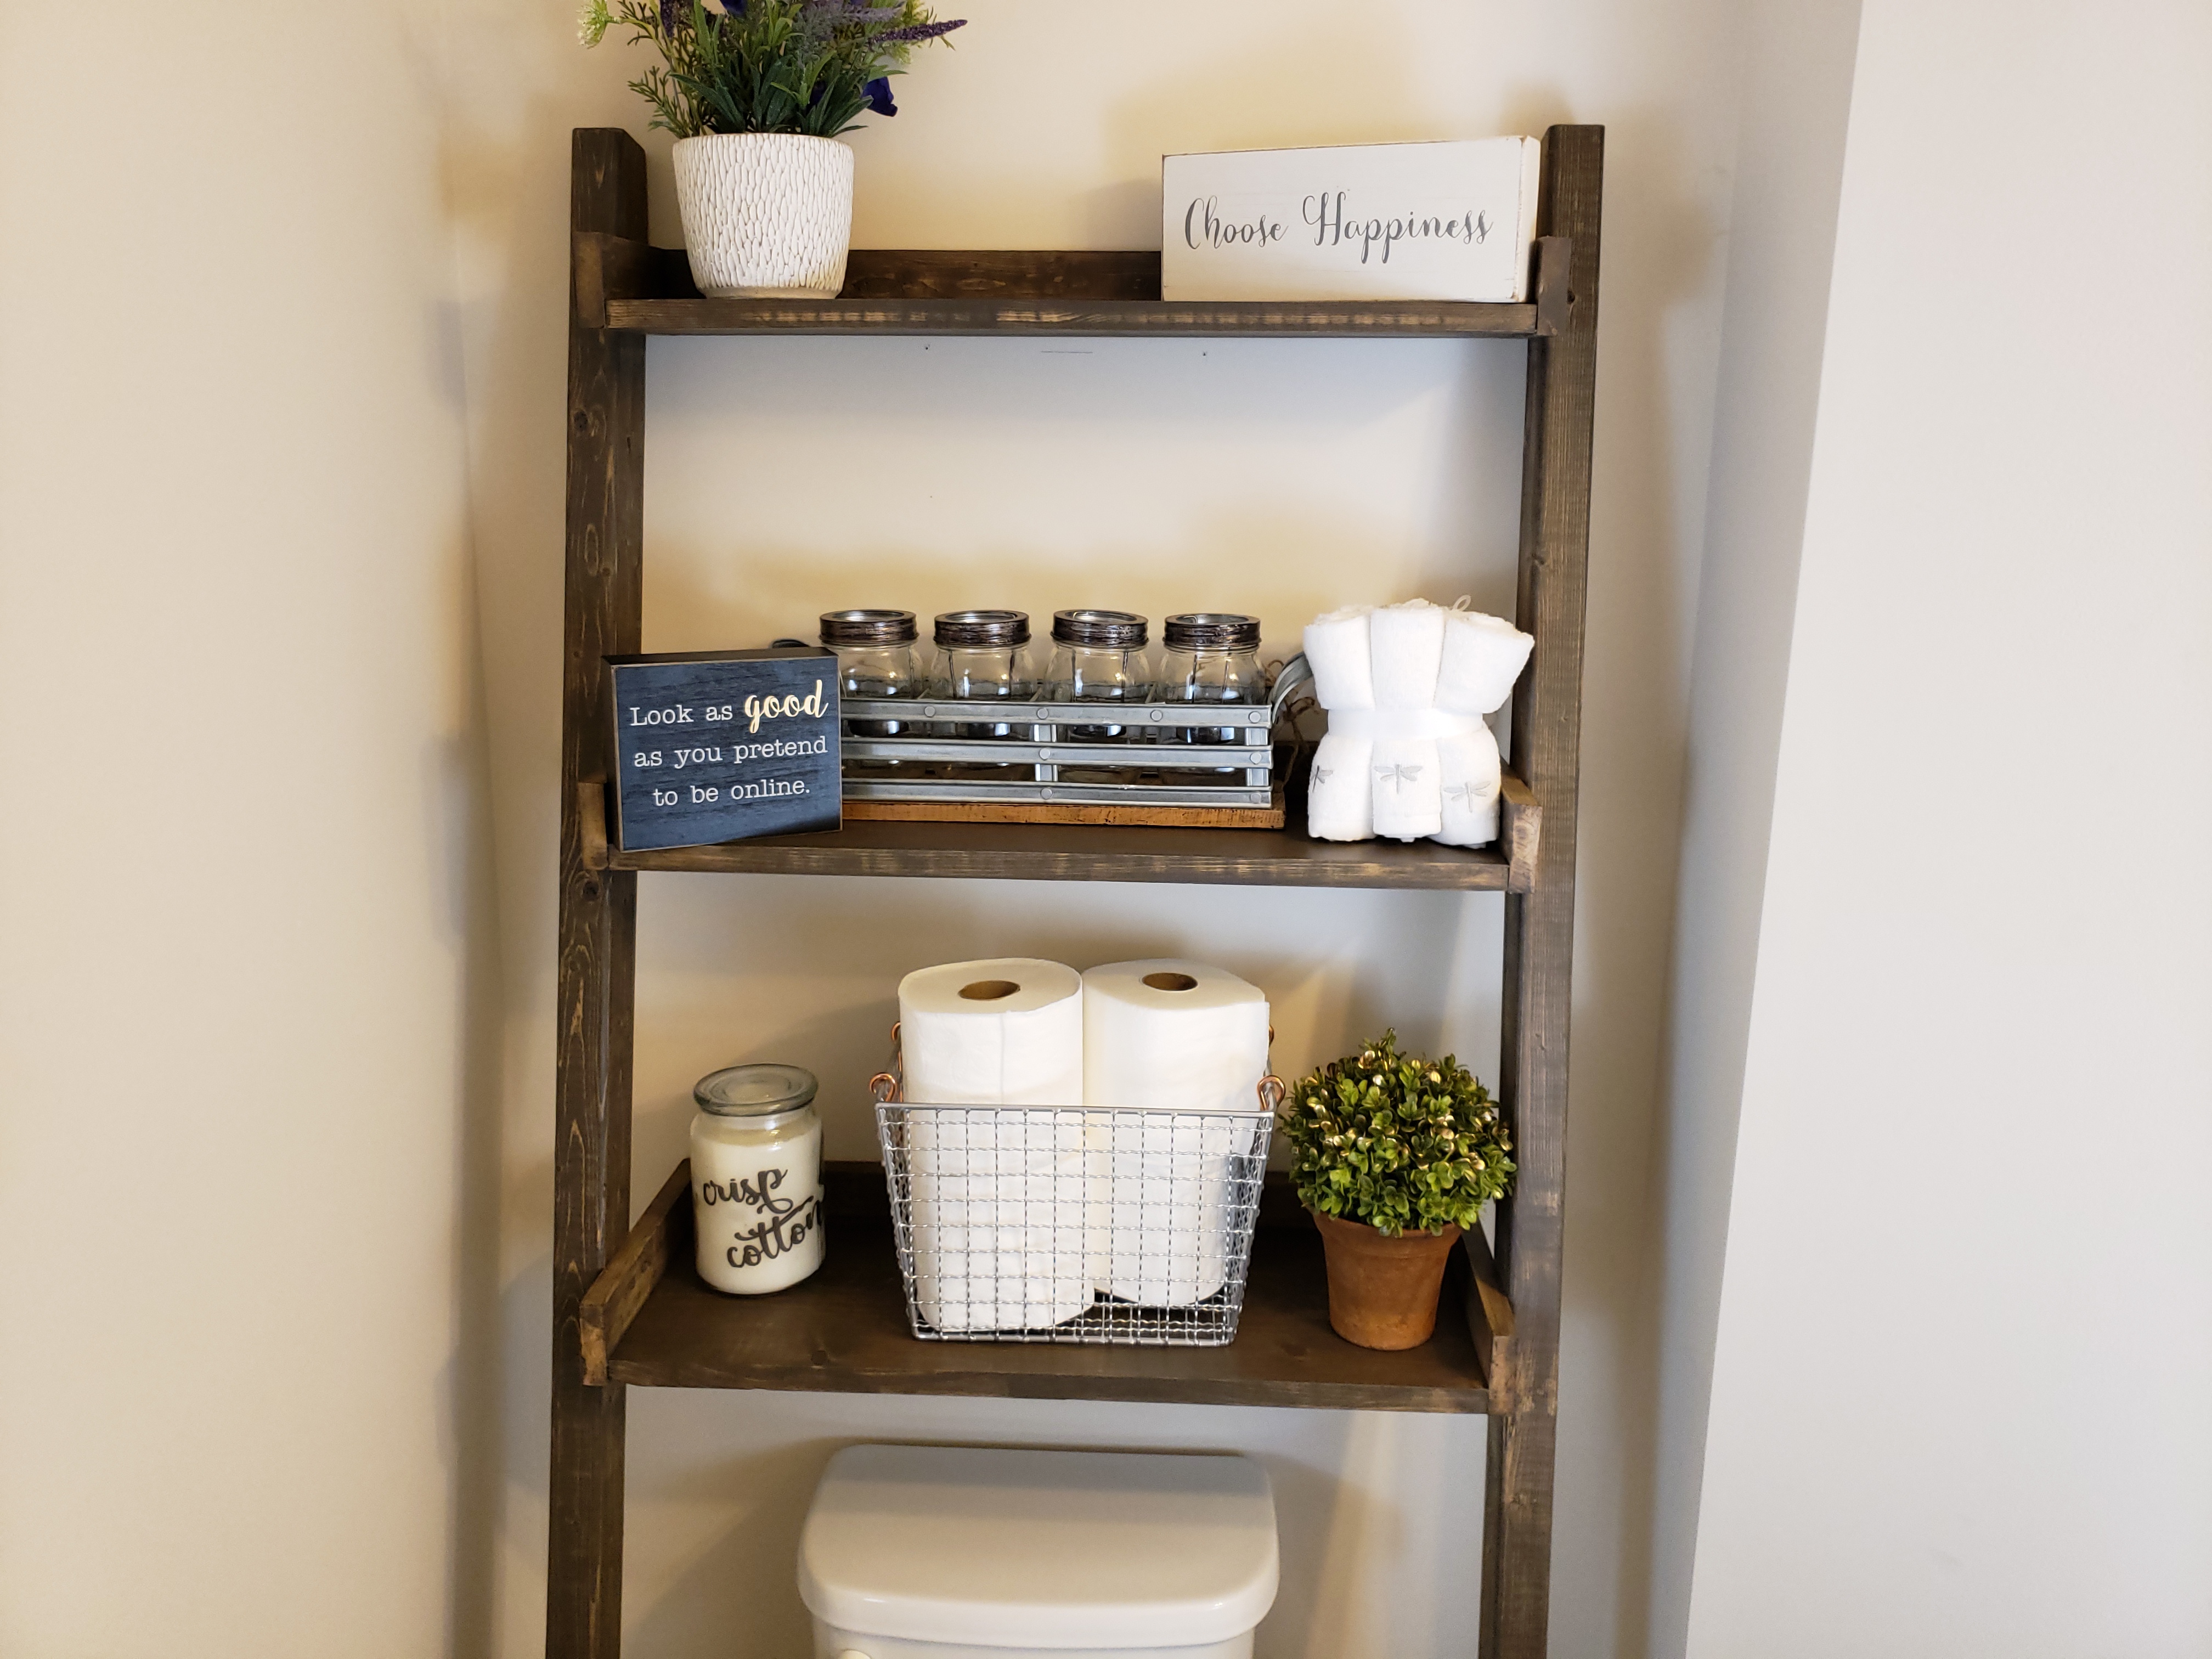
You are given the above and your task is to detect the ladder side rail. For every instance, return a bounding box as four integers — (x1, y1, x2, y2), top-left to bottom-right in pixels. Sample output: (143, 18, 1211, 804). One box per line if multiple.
(549, 126, 650, 1659)
(1483, 121, 1604, 1659)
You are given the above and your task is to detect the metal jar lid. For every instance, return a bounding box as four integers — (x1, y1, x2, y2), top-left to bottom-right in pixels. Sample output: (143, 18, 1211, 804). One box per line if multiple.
(934, 609, 1031, 648)
(693, 1062, 820, 1117)
(820, 608, 917, 646)
(1052, 608, 1149, 648)
(1164, 612, 1262, 651)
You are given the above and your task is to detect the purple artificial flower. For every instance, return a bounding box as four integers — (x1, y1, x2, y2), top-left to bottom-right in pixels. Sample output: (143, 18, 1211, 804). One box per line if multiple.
(862, 76, 897, 115)
(874, 18, 966, 43)
(659, 0, 687, 31)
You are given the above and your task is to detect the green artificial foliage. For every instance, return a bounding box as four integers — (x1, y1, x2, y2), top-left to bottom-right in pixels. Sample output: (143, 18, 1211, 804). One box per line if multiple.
(1279, 1029, 1515, 1237)
(580, 0, 963, 140)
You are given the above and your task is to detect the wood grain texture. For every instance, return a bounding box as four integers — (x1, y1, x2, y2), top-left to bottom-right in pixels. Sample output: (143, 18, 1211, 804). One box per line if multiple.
(573, 229, 1551, 337)
(580, 1161, 691, 1387)
(1462, 1225, 1516, 1391)
(608, 810, 1511, 889)
(1533, 235, 1572, 338)
(1499, 769, 1542, 892)
(842, 791, 1285, 829)
(578, 781, 610, 871)
(841, 249, 1165, 300)
(1483, 123, 1603, 1659)
(603, 1164, 1491, 1413)
(549, 127, 647, 1659)
(605, 294, 1543, 339)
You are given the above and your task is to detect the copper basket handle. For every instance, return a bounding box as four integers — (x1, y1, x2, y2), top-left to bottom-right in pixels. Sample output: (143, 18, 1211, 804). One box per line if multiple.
(868, 1020, 904, 1105)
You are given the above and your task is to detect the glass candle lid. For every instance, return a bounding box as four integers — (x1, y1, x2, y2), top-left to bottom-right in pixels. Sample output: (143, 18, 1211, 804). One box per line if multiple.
(694, 1063, 820, 1116)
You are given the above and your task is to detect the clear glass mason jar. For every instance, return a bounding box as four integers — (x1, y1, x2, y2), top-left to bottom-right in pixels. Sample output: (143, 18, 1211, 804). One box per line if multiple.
(1046, 609, 1152, 742)
(821, 608, 923, 740)
(1158, 612, 1265, 746)
(689, 1063, 824, 1296)
(932, 610, 1035, 740)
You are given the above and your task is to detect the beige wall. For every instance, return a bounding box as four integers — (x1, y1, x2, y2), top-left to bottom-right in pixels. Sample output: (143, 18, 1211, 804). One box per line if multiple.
(0, 3, 502, 1656)
(1643, 0, 1864, 1651)
(1684, 0, 2212, 1652)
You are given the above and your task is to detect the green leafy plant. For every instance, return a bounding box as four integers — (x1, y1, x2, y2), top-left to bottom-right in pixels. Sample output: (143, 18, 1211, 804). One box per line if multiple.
(1280, 1029, 1514, 1236)
(579, 0, 964, 140)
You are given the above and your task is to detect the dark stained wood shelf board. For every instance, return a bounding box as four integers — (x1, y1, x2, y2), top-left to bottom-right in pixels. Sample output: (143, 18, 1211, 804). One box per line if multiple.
(578, 239, 1566, 339)
(606, 294, 1541, 339)
(605, 809, 1512, 889)
(610, 1177, 1492, 1415)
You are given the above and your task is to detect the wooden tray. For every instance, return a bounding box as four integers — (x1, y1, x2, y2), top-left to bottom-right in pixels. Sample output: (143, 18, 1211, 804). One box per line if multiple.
(842, 788, 1286, 830)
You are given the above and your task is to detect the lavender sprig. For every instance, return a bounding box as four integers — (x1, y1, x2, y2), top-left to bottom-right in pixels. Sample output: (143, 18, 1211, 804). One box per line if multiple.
(874, 17, 963, 42)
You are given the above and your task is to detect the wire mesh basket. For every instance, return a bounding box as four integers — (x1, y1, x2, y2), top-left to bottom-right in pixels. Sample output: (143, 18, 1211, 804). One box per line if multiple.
(871, 1048, 1281, 1346)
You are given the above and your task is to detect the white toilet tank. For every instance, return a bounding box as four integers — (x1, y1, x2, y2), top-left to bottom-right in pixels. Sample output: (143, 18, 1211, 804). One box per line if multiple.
(798, 1443, 1279, 1659)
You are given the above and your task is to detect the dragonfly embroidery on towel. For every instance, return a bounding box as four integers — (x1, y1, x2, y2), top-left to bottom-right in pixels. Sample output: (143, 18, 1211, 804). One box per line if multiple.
(1444, 782, 1481, 806)
(1312, 766, 1334, 785)
(1374, 763, 1424, 793)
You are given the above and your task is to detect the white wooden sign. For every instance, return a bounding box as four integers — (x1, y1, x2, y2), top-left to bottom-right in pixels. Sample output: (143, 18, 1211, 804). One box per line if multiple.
(1160, 138, 1542, 304)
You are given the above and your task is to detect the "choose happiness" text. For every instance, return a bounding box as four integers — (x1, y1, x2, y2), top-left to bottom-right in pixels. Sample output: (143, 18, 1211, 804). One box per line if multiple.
(1183, 191, 1495, 265)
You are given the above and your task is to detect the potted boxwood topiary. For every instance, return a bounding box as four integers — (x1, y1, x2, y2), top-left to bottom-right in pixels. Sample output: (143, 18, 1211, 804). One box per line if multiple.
(581, 0, 964, 299)
(1280, 1030, 1515, 1350)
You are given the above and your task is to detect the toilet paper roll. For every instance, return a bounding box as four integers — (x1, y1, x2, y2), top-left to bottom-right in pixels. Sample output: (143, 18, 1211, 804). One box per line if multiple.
(1082, 961, 1271, 1307)
(898, 958, 1084, 1107)
(907, 1124, 1094, 1332)
(1082, 961, 1270, 1114)
(899, 960, 1089, 1329)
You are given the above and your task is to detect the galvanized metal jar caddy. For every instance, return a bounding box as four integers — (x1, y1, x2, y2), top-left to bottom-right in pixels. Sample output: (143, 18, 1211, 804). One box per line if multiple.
(840, 651, 1313, 817)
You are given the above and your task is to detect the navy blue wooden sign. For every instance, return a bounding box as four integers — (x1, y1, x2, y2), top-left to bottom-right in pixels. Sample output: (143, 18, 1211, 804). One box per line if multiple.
(605, 648, 842, 851)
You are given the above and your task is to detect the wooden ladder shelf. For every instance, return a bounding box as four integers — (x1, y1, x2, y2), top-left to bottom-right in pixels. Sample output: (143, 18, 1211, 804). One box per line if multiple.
(550, 122, 1602, 1659)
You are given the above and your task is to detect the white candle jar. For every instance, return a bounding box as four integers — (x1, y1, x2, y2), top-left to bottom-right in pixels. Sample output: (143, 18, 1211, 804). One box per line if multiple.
(689, 1063, 825, 1295)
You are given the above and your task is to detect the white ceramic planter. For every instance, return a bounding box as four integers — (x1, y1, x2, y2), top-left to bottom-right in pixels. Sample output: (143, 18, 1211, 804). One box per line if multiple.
(672, 132, 854, 300)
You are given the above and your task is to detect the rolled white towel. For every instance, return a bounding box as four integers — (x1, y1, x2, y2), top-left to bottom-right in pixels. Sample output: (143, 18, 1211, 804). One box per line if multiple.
(1434, 725, 1504, 847)
(1301, 605, 1375, 709)
(1370, 734, 1442, 841)
(1369, 600, 1448, 709)
(1306, 730, 1374, 840)
(1435, 606, 1534, 715)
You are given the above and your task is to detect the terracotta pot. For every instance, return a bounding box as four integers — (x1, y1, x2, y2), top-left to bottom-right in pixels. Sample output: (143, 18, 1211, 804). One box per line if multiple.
(1312, 1211, 1463, 1350)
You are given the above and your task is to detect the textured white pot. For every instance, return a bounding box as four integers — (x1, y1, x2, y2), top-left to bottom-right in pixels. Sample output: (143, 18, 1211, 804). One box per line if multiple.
(673, 132, 854, 300)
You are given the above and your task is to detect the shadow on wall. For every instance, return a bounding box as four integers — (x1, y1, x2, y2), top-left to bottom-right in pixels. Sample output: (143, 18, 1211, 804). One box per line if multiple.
(418, 512, 514, 1650)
